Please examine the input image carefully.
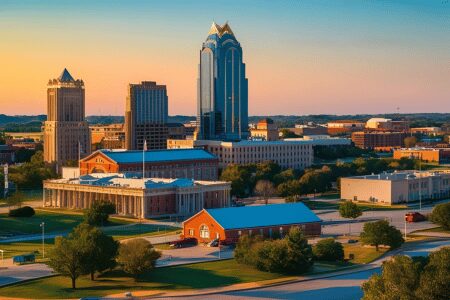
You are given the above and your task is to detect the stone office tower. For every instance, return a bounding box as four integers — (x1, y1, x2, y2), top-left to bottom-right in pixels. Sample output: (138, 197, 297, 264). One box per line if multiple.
(125, 81, 168, 150)
(43, 69, 91, 166)
(197, 22, 249, 141)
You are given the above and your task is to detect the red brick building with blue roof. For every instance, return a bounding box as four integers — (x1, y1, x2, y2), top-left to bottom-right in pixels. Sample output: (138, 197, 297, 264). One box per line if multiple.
(182, 202, 322, 243)
(80, 148, 219, 180)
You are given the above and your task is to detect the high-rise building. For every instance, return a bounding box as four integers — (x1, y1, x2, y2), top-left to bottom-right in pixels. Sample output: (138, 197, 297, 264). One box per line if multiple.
(197, 22, 249, 141)
(43, 68, 91, 166)
(125, 81, 168, 150)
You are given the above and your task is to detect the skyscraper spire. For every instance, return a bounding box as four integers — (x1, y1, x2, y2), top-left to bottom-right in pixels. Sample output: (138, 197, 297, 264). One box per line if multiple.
(58, 68, 75, 82)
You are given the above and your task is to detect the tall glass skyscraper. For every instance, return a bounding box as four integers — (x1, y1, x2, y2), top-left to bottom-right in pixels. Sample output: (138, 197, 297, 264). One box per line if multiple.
(197, 22, 248, 141)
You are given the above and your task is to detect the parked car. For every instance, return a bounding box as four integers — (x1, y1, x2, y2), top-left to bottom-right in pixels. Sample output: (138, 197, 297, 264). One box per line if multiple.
(169, 237, 197, 248)
(220, 238, 236, 246)
(405, 212, 426, 223)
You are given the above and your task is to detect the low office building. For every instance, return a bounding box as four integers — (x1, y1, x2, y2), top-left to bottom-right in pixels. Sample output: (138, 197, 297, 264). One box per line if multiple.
(365, 118, 409, 132)
(351, 131, 407, 150)
(410, 127, 443, 136)
(284, 135, 351, 146)
(250, 118, 279, 141)
(90, 123, 125, 150)
(43, 173, 231, 218)
(327, 120, 365, 136)
(285, 124, 328, 136)
(393, 148, 441, 163)
(0, 145, 15, 164)
(167, 139, 313, 169)
(341, 170, 450, 205)
(182, 202, 321, 243)
(79, 148, 219, 180)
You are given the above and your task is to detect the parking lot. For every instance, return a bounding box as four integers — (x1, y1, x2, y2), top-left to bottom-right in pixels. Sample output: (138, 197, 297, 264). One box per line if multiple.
(157, 244, 234, 267)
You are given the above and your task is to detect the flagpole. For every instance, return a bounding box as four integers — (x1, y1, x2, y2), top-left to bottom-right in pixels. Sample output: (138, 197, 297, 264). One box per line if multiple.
(143, 140, 146, 180)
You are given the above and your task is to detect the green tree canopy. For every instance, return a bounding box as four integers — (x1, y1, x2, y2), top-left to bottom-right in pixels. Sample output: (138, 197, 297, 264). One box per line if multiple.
(84, 200, 116, 226)
(117, 238, 161, 280)
(313, 238, 344, 261)
(71, 223, 119, 280)
(429, 202, 450, 230)
(360, 220, 404, 251)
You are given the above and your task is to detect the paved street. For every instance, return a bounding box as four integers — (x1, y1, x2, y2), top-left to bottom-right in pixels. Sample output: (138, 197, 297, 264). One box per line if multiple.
(157, 245, 234, 267)
(0, 263, 53, 287)
(173, 239, 450, 300)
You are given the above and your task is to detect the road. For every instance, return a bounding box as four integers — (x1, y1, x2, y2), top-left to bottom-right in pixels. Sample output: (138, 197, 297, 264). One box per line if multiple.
(173, 239, 450, 300)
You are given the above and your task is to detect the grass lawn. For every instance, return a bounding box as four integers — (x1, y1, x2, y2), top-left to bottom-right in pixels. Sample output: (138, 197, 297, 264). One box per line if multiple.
(412, 226, 450, 234)
(103, 224, 180, 240)
(343, 243, 387, 264)
(0, 259, 285, 299)
(303, 200, 339, 210)
(0, 209, 132, 236)
(0, 239, 55, 259)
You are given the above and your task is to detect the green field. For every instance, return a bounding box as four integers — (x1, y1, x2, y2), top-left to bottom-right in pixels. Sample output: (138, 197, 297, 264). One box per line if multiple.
(343, 243, 387, 264)
(0, 259, 285, 299)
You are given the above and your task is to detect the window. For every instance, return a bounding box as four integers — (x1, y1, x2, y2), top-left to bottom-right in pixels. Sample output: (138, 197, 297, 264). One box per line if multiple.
(188, 229, 194, 236)
(200, 225, 209, 238)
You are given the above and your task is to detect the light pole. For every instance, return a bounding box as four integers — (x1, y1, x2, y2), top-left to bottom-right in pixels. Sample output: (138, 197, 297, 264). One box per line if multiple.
(40, 222, 45, 258)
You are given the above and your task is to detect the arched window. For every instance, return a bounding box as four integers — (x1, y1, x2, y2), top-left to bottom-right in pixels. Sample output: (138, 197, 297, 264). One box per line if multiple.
(200, 225, 209, 238)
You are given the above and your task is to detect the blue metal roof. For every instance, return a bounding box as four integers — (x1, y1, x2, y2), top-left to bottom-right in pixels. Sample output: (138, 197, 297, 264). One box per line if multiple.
(100, 149, 216, 164)
(206, 202, 321, 230)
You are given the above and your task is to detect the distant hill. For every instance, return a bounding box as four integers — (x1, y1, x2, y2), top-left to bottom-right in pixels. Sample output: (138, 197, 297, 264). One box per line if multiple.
(0, 113, 449, 131)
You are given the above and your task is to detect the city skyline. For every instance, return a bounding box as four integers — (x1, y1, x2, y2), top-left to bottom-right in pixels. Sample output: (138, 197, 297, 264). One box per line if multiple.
(1, 0, 449, 116)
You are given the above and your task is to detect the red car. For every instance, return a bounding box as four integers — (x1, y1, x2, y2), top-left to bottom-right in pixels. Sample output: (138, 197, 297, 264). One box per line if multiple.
(405, 212, 426, 223)
(169, 237, 197, 248)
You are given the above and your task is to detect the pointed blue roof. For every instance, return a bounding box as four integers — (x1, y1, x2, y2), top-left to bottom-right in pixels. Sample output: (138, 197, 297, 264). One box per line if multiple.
(58, 68, 74, 82)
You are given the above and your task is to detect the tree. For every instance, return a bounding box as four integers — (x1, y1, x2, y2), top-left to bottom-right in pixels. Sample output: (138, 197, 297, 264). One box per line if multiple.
(48, 236, 85, 289)
(254, 180, 276, 204)
(71, 223, 119, 280)
(429, 202, 450, 230)
(416, 247, 450, 300)
(338, 201, 362, 235)
(235, 227, 313, 274)
(404, 136, 417, 148)
(360, 220, 404, 251)
(117, 238, 161, 280)
(362, 255, 423, 300)
(220, 164, 252, 198)
(284, 226, 314, 273)
(84, 200, 116, 226)
(313, 238, 344, 261)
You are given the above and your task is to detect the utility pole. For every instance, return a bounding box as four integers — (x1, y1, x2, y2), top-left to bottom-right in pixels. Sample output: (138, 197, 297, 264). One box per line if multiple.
(419, 153, 422, 211)
(40, 222, 45, 258)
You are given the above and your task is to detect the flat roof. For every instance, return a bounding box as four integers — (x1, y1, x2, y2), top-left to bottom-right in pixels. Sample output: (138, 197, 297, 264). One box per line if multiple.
(206, 202, 321, 230)
(100, 148, 216, 164)
(47, 173, 228, 189)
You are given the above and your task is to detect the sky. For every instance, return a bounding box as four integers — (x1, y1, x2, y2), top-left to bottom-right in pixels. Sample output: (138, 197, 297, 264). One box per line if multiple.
(0, 0, 449, 116)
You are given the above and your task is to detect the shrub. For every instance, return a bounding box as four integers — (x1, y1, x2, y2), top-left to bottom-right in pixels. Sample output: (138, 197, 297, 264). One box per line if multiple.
(84, 200, 116, 226)
(429, 202, 450, 230)
(8, 206, 35, 217)
(313, 238, 344, 261)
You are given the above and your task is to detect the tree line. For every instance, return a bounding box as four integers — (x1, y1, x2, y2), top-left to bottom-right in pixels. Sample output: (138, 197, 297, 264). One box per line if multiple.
(220, 157, 422, 199)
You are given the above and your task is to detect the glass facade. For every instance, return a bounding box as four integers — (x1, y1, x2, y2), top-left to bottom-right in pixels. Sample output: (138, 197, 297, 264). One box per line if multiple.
(197, 23, 248, 141)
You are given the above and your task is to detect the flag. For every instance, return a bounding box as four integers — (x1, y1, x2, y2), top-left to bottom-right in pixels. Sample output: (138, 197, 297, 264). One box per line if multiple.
(143, 140, 147, 151)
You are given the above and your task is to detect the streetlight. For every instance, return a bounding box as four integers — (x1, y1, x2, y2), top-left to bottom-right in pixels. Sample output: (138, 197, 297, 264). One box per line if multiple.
(40, 222, 45, 259)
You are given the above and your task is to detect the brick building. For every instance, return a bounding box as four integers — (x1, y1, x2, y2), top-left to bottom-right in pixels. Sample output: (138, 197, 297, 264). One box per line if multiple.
(79, 148, 219, 180)
(327, 120, 365, 136)
(393, 147, 450, 163)
(182, 202, 322, 243)
(43, 173, 230, 218)
(250, 118, 279, 141)
(351, 131, 407, 150)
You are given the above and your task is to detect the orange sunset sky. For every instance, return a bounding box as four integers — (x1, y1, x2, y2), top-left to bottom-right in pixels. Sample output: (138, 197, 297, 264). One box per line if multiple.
(1, 1, 449, 116)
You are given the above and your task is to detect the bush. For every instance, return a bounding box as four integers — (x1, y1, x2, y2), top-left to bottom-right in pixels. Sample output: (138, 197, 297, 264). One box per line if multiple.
(430, 202, 450, 230)
(235, 227, 313, 274)
(84, 200, 116, 226)
(313, 238, 344, 261)
(8, 206, 35, 217)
